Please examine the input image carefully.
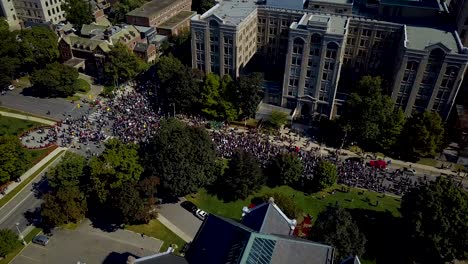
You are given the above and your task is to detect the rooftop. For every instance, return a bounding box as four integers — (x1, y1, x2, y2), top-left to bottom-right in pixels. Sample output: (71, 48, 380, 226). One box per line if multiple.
(380, 0, 442, 10)
(293, 14, 347, 35)
(405, 25, 460, 53)
(200, 0, 258, 26)
(241, 202, 295, 235)
(309, 0, 353, 5)
(158, 11, 196, 29)
(126, 0, 180, 18)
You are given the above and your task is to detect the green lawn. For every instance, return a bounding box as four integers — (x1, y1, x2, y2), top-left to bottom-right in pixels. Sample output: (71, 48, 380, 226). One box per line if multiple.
(127, 219, 186, 253)
(0, 115, 41, 136)
(0, 227, 42, 264)
(0, 149, 64, 208)
(186, 185, 401, 221)
(417, 158, 438, 167)
(0, 107, 58, 122)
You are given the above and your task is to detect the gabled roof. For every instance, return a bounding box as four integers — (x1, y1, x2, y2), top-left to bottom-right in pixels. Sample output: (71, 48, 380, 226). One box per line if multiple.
(81, 24, 107, 36)
(241, 201, 295, 236)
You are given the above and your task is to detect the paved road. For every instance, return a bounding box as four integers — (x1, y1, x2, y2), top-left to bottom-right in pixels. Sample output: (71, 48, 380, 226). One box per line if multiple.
(12, 220, 161, 264)
(0, 88, 91, 120)
(158, 199, 203, 240)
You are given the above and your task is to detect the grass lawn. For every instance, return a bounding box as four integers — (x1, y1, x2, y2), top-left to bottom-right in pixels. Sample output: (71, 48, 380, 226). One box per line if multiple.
(0, 149, 64, 208)
(417, 158, 438, 167)
(0, 115, 41, 136)
(76, 79, 91, 94)
(0, 227, 42, 264)
(13, 76, 31, 89)
(0, 107, 58, 122)
(186, 185, 401, 221)
(65, 95, 81, 101)
(127, 219, 186, 253)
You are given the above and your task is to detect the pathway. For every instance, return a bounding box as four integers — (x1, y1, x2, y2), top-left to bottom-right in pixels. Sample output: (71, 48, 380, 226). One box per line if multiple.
(0, 111, 56, 126)
(157, 215, 193, 242)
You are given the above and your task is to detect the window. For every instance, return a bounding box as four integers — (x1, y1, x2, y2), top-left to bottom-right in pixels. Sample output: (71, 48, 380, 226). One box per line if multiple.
(45, 1, 48, 6)
(346, 38, 355, 45)
(292, 57, 301, 65)
(310, 48, 319, 56)
(324, 61, 334, 70)
(48, 10, 51, 16)
(362, 29, 371, 36)
(359, 39, 368, 47)
(289, 78, 299, 86)
(293, 46, 303, 54)
(326, 50, 336, 59)
(322, 72, 328, 80)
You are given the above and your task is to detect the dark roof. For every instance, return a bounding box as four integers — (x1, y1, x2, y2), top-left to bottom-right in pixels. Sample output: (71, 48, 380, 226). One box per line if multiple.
(133, 42, 148, 53)
(136, 253, 188, 264)
(126, 0, 180, 18)
(186, 215, 253, 264)
(269, 234, 334, 264)
(241, 202, 293, 236)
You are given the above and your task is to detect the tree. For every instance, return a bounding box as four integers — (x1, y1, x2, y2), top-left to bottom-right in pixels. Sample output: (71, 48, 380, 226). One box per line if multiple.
(200, 73, 238, 121)
(192, 0, 215, 13)
(313, 160, 337, 191)
(220, 149, 264, 201)
(268, 152, 303, 186)
(88, 139, 143, 203)
(0, 229, 21, 258)
(143, 119, 217, 196)
(41, 186, 87, 227)
(104, 43, 148, 85)
(31, 62, 80, 97)
(268, 110, 288, 129)
(0, 19, 8, 32)
(234, 73, 263, 118)
(110, 0, 146, 23)
(17, 27, 59, 72)
(401, 177, 468, 262)
(47, 152, 85, 189)
(399, 111, 445, 157)
(310, 206, 366, 261)
(341, 76, 405, 151)
(261, 192, 301, 219)
(61, 0, 93, 29)
(0, 136, 31, 184)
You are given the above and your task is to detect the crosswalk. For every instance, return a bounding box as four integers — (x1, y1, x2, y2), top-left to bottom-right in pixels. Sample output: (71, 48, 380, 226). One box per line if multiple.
(87, 111, 100, 122)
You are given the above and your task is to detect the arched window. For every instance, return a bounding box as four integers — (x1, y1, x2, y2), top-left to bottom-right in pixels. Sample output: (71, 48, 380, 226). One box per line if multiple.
(311, 34, 321, 44)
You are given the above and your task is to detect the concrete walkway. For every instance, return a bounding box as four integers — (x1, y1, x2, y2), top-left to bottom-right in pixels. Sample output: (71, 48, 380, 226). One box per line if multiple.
(0, 147, 66, 201)
(157, 214, 193, 242)
(0, 111, 56, 126)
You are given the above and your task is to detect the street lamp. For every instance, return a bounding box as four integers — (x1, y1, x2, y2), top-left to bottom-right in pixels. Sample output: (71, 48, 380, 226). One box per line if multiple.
(15, 223, 26, 245)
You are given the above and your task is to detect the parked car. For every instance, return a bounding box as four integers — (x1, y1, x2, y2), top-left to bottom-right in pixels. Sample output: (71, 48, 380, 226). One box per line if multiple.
(32, 235, 49, 246)
(196, 209, 208, 220)
(368, 160, 387, 169)
(7, 85, 15, 91)
(181, 201, 198, 213)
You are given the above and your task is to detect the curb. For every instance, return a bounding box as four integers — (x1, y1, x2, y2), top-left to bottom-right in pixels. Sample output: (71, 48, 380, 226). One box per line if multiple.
(157, 215, 192, 242)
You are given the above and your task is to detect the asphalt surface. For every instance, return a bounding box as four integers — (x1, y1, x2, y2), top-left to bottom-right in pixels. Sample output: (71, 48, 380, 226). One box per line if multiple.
(158, 199, 203, 239)
(0, 88, 91, 120)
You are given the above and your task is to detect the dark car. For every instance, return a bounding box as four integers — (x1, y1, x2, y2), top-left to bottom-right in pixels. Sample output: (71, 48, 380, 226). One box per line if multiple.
(181, 201, 198, 213)
(32, 235, 49, 246)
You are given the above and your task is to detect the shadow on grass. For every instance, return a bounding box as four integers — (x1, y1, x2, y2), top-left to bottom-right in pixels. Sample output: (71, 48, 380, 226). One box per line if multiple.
(347, 208, 413, 264)
(102, 251, 139, 264)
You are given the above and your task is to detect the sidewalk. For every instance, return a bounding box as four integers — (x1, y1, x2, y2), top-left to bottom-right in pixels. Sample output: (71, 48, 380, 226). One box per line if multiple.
(157, 214, 193, 242)
(0, 147, 66, 201)
(0, 111, 56, 126)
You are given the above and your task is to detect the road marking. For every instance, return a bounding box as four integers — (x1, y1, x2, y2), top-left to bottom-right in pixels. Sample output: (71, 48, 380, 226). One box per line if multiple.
(18, 254, 41, 262)
(0, 191, 35, 224)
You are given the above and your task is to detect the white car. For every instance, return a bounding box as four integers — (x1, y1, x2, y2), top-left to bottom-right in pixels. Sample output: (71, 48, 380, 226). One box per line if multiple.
(196, 209, 208, 220)
(7, 85, 15, 91)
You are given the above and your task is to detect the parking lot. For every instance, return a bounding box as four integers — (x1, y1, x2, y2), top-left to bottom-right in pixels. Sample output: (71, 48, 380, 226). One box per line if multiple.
(11, 220, 162, 264)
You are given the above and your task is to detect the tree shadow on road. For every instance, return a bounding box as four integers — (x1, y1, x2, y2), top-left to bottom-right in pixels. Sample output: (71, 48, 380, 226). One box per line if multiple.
(102, 251, 139, 264)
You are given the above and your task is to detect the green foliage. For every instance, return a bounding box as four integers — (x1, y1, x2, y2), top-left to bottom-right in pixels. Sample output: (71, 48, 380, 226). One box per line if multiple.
(169, 30, 192, 65)
(89, 139, 143, 203)
(31, 62, 80, 97)
(61, 0, 93, 29)
(220, 149, 264, 201)
(0, 19, 8, 32)
(110, 0, 146, 22)
(192, 0, 215, 13)
(104, 43, 148, 85)
(41, 186, 87, 227)
(401, 177, 468, 262)
(75, 79, 91, 93)
(310, 206, 366, 261)
(0, 136, 31, 184)
(341, 76, 404, 150)
(234, 73, 263, 118)
(0, 229, 21, 258)
(268, 110, 288, 129)
(17, 27, 59, 71)
(101, 85, 115, 98)
(143, 119, 217, 196)
(268, 152, 304, 186)
(200, 73, 238, 121)
(261, 192, 301, 219)
(47, 152, 85, 189)
(400, 111, 445, 157)
(313, 160, 338, 191)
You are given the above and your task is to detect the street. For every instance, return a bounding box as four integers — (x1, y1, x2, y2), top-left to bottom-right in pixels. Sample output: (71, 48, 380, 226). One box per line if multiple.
(158, 199, 203, 240)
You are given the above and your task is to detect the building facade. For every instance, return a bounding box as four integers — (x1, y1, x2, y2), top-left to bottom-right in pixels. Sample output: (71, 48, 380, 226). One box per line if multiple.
(191, 0, 468, 120)
(126, 0, 191, 30)
(13, 0, 65, 25)
(0, 0, 21, 29)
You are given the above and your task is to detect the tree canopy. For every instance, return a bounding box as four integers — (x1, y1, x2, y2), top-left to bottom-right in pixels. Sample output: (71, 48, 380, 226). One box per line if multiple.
(110, 0, 146, 23)
(401, 177, 468, 262)
(234, 73, 263, 118)
(268, 110, 288, 129)
(41, 186, 87, 227)
(89, 139, 143, 203)
(47, 152, 85, 189)
(310, 206, 367, 261)
(312, 160, 338, 191)
(192, 0, 215, 13)
(261, 192, 301, 219)
(104, 43, 148, 85)
(31, 62, 80, 97)
(61, 0, 93, 29)
(17, 27, 59, 71)
(143, 118, 217, 196)
(200, 73, 238, 121)
(399, 111, 445, 157)
(0, 136, 31, 184)
(219, 149, 264, 201)
(268, 152, 303, 187)
(0, 229, 21, 258)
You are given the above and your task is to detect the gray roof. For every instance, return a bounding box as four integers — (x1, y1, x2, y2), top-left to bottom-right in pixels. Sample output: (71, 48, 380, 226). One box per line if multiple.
(293, 14, 347, 35)
(135, 253, 188, 264)
(241, 202, 294, 236)
(309, 0, 353, 5)
(270, 235, 335, 264)
(201, 0, 257, 26)
(405, 25, 460, 54)
(127, 0, 179, 18)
